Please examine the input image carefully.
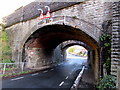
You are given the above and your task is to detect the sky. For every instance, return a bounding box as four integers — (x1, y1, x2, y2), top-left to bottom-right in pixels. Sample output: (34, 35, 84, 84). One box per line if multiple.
(0, 0, 119, 23)
(0, 0, 34, 23)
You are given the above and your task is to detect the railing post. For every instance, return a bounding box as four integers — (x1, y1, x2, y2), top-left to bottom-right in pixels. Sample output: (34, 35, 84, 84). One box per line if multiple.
(3, 63, 6, 75)
(21, 62, 25, 71)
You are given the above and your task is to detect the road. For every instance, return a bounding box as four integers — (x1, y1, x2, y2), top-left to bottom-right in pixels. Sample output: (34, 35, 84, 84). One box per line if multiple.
(2, 54, 87, 89)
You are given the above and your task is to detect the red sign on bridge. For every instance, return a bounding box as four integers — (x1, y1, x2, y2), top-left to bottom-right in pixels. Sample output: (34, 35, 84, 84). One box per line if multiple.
(38, 6, 52, 20)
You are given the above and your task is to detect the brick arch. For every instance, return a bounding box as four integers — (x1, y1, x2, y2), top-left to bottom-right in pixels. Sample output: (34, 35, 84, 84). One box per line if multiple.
(19, 16, 101, 81)
(19, 16, 101, 67)
(61, 40, 92, 50)
(61, 41, 90, 63)
(20, 16, 101, 52)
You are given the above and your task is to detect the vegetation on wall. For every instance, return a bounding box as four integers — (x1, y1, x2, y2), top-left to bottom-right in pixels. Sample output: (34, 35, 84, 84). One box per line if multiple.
(0, 23, 12, 63)
(100, 33, 111, 75)
(97, 75, 116, 90)
(98, 33, 116, 89)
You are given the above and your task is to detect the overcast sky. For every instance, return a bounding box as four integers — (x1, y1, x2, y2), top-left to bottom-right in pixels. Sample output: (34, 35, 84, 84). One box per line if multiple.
(0, 0, 34, 22)
(0, 0, 119, 23)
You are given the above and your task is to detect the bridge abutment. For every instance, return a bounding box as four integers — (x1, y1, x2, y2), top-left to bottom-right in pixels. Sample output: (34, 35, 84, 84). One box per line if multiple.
(22, 45, 63, 69)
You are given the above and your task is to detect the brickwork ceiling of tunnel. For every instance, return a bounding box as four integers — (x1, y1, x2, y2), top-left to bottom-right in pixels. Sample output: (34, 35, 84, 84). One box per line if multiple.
(62, 43, 91, 51)
(25, 24, 99, 49)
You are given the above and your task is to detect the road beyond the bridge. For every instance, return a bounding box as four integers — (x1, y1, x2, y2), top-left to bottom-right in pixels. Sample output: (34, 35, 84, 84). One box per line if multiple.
(2, 54, 87, 89)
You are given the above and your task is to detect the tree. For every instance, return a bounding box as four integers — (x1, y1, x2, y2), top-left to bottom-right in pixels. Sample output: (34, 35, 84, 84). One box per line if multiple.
(68, 48, 75, 53)
(0, 23, 12, 63)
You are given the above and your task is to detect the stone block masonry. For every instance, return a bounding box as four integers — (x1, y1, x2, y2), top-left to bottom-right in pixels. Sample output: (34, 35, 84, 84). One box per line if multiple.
(111, 1, 120, 78)
(116, 67, 120, 89)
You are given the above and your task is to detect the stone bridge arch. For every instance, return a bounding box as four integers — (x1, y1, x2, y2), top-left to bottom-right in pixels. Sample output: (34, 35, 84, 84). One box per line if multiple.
(61, 40, 92, 50)
(20, 16, 101, 57)
(18, 16, 101, 81)
(61, 40, 94, 70)
(61, 40, 92, 59)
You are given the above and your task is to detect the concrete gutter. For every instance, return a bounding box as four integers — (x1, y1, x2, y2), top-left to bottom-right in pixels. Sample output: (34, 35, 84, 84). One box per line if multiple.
(71, 66, 85, 90)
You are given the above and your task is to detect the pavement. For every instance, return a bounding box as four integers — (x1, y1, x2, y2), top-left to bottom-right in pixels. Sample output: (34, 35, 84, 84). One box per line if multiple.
(78, 67, 96, 90)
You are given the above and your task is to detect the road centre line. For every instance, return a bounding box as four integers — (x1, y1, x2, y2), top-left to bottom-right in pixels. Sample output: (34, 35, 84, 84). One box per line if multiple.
(51, 69, 54, 71)
(31, 73, 39, 76)
(59, 81, 64, 86)
(65, 76, 69, 79)
(11, 77, 24, 81)
(43, 70, 48, 73)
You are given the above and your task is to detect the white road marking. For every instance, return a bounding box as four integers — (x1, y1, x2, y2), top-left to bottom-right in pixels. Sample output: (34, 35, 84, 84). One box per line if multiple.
(31, 73, 39, 76)
(65, 76, 69, 79)
(73, 66, 85, 86)
(11, 77, 24, 81)
(43, 70, 48, 73)
(72, 68, 76, 72)
(51, 69, 54, 71)
(59, 81, 64, 86)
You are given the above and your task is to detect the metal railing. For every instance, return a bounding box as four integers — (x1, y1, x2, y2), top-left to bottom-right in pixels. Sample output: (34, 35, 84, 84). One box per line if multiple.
(0, 62, 28, 75)
(0, 61, 57, 75)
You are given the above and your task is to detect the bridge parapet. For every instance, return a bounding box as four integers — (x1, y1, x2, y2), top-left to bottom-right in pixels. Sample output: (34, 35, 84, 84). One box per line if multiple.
(4, 2, 80, 27)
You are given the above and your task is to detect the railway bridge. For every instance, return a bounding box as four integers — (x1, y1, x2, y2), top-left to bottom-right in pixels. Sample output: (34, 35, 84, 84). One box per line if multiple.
(3, 0, 120, 82)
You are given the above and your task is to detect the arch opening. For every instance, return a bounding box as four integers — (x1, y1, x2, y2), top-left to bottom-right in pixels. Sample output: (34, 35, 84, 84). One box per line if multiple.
(22, 24, 99, 81)
(66, 45, 88, 58)
(65, 45, 88, 65)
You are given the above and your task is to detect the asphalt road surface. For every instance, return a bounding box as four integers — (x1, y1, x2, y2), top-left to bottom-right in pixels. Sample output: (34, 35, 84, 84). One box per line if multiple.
(2, 54, 87, 89)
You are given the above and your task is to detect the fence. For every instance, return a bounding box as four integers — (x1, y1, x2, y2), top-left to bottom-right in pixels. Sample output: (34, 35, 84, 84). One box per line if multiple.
(0, 62, 32, 75)
(0, 61, 57, 76)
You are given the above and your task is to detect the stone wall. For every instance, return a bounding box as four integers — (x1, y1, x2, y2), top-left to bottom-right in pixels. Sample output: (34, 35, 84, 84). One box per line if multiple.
(24, 45, 63, 69)
(4, 2, 79, 27)
(116, 67, 120, 89)
(111, 1, 120, 78)
(53, 44, 64, 64)
(5, 0, 113, 48)
(5, 0, 112, 60)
